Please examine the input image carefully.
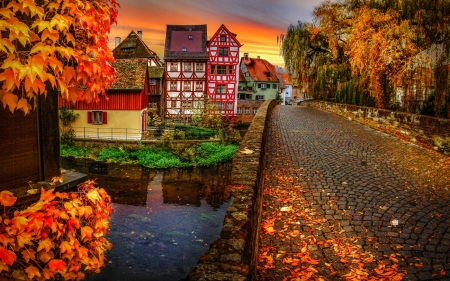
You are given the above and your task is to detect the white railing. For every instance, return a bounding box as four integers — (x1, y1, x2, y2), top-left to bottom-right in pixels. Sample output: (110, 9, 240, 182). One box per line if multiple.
(73, 127, 143, 140)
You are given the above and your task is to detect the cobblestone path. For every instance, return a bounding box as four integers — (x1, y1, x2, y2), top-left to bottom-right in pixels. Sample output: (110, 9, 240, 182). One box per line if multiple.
(258, 105, 450, 281)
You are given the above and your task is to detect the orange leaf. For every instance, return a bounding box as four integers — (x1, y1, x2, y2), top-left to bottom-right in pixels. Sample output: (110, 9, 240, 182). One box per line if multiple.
(40, 188, 56, 202)
(11, 215, 28, 230)
(48, 259, 67, 271)
(0, 261, 8, 273)
(0, 246, 16, 266)
(0, 191, 17, 207)
(21, 249, 36, 263)
(441, 269, 446, 276)
(81, 226, 93, 240)
(37, 249, 54, 263)
(25, 265, 41, 279)
(60, 241, 73, 254)
(37, 238, 54, 252)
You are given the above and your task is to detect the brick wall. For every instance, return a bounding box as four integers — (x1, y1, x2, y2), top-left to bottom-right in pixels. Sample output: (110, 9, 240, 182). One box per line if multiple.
(186, 99, 278, 281)
(306, 101, 450, 155)
(235, 100, 265, 124)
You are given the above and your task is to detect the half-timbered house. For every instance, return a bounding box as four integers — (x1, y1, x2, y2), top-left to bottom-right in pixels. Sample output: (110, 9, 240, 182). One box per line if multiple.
(206, 24, 241, 121)
(164, 25, 208, 121)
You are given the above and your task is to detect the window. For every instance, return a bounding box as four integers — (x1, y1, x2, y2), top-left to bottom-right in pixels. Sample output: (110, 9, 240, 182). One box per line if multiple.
(184, 63, 192, 71)
(218, 48, 228, 56)
(216, 85, 226, 94)
(183, 81, 191, 90)
(196, 63, 204, 71)
(253, 108, 258, 115)
(170, 81, 177, 90)
(227, 66, 234, 75)
(220, 35, 226, 42)
(272, 84, 278, 89)
(88, 111, 106, 124)
(227, 102, 233, 110)
(170, 100, 177, 108)
(256, 95, 264, 100)
(245, 107, 250, 114)
(237, 107, 242, 114)
(259, 83, 267, 89)
(183, 100, 192, 108)
(210, 65, 216, 75)
(188, 35, 194, 40)
(217, 65, 227, 75)
(149, 102, 157, 109)
(195, 81, 203, 90)
(170, 63, 177, 71)
(149, 79, 156, 85)
(182, 47, 187, 52)
(216, 102, 225, 110)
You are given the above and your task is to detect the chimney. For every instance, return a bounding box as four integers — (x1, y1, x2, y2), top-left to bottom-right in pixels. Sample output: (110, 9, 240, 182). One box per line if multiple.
(137, 30, 142, 39)
(114, 37, 121, 47)
(257, 56, 260, 59)
(244, 53, 249, 59)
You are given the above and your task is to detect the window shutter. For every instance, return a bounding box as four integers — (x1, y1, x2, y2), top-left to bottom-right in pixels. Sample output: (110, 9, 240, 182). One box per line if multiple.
(87, 112, 92, 123)
(102, 112, 107, 124)
(257, 84, 261, 88)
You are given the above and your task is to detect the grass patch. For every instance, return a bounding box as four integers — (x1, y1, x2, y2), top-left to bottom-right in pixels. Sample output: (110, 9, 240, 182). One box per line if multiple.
(61, 142, 238, 168)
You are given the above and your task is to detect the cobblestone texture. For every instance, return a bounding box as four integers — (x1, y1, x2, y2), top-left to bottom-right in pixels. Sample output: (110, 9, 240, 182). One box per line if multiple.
(259, 105, 450, 280)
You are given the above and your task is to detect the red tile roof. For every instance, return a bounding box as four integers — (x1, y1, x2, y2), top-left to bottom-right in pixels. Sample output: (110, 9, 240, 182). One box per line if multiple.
(109, 58, 147, 90)
(242, 57, 279, 83)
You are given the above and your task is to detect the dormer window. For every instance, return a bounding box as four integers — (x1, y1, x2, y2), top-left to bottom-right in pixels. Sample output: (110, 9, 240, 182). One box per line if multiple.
(188, 35, 194, 40)
(121, 47, 134, 53)
(182, 47, 187, 52)
(220, 35, 226, 42)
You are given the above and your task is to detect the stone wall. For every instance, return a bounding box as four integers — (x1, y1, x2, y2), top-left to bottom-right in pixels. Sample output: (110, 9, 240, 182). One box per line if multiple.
(305, 101, 450, 155)
(186, 99, 278, 281)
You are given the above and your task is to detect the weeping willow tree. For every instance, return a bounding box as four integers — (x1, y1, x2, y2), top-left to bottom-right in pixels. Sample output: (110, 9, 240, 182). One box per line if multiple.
(280, 0, 450, 117)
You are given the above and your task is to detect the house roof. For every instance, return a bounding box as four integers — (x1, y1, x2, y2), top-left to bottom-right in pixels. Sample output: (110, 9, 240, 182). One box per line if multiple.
(241, 56, 280, 83)
(148, 66, 164, 78)
(239, 68, 247, 82)
(113, 30, 162, 66)
(208, 24, 242, 48)
(164, 25, 208, 60)
(109, 58, 147, 90)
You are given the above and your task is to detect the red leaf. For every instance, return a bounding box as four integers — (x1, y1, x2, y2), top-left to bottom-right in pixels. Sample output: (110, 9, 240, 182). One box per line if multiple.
(48, 259, 66, 271)
(0, 246, 16, 266)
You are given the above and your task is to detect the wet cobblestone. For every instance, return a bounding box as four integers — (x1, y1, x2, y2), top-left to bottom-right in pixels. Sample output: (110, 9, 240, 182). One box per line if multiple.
(258, 105, 450, 280)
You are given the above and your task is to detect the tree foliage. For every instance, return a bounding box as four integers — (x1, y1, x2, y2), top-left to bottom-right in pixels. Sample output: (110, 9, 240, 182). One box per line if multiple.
(280, 0, 450, 117)
(0, 0, 119, 114)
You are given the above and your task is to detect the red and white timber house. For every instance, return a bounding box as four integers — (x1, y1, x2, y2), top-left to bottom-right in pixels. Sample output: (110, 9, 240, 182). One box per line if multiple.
(206, 24, 242, 122)
(164, 25, 208, 121)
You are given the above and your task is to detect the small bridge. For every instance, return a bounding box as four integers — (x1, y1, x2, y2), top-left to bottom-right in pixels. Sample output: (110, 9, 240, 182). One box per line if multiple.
(187, 100, 450, 280)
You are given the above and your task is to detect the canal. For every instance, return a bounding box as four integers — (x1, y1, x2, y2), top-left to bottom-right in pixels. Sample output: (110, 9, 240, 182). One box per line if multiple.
(61, 157, 233, 281)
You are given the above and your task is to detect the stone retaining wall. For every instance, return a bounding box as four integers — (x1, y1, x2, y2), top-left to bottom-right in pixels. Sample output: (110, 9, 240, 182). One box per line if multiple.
(186, 99, 278, 281)
(305, 101, 450, 155)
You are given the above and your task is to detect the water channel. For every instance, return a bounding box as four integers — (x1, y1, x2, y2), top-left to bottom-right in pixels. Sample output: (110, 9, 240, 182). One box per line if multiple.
(61, 157, 233, 281)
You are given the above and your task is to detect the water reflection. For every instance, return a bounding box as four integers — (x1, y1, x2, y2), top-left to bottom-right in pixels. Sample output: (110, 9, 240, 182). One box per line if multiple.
(61, 157, 233, 281)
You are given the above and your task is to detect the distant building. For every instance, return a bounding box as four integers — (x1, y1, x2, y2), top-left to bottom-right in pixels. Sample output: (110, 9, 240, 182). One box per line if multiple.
(163, 25, 208, 121)
(280, 73, 293, 104)
(236, 53, 280, 123)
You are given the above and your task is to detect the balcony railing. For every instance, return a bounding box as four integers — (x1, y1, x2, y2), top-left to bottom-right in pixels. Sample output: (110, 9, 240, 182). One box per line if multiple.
(73, 127, 143, 140)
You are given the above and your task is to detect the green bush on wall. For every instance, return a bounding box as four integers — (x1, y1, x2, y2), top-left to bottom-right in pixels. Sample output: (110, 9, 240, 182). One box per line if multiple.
(174, 125, 216, 139)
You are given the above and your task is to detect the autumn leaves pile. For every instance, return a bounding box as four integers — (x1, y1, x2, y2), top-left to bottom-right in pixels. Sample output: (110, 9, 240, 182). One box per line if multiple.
(257, 169, 405, 280)
(0, 181, 113, 280)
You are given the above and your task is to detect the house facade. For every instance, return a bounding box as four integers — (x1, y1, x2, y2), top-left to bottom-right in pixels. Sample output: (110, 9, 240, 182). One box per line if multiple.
(60, 58, 150, 140)
(280, 73, 293, 104)
(163, 25, 208, 121)
(206, 24, 241, 121)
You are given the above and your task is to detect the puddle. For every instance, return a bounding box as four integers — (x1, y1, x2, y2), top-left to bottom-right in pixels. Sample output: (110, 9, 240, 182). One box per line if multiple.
(61, 157, 233, 281)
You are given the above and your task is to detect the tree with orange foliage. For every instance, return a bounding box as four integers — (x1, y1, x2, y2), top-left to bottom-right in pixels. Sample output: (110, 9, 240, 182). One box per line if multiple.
(0, 0, 119, 114)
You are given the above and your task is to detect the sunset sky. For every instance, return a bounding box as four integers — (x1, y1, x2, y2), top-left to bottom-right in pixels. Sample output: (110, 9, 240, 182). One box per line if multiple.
(108, 0, 323, 67)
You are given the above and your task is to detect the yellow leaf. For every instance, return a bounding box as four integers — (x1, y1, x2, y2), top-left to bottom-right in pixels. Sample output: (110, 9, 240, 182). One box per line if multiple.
(86, 189, 101, 203)
(81, 226, 93, 240)
(0, 69, 18, 92)
(17, 232, 33, 247)
(0, 38, 15, 53)
(11, 215, 28, 230)
(37, 238, 54, 252)
(37, 249, 54, 263)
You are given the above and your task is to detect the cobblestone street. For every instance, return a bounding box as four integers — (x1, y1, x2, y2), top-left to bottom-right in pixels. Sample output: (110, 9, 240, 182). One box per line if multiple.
(258, 105, 450, 280)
